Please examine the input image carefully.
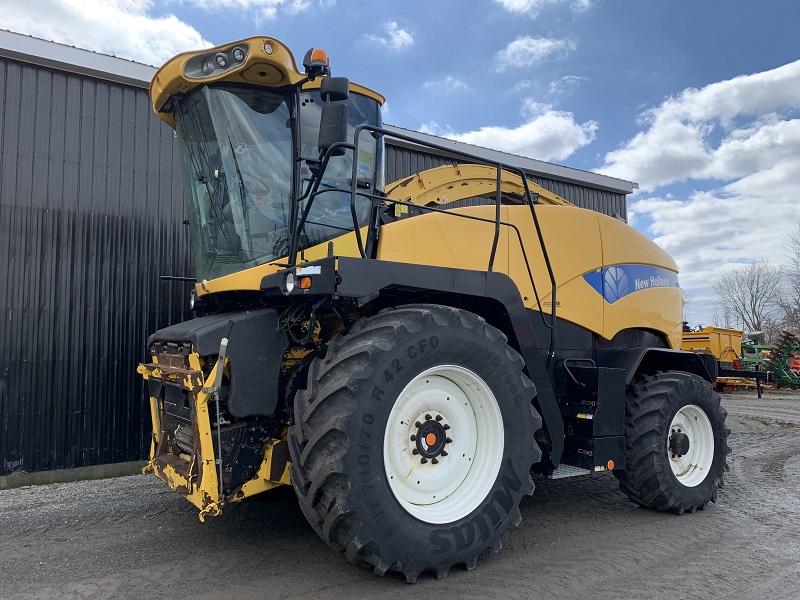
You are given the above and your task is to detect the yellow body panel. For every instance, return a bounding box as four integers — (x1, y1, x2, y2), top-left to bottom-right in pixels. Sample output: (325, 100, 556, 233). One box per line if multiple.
(376, 203, 681, 345)
(194, 195, 681, 346)
(596, 214, 681, 348)
(604, 287, 683, 350)
(195, 227, 368, 296)
(599, 214, 677, 269)
(138, 351, 290, 520)
(376, 206, 509, 271)
(150, 36, 385, 128)
(505, 205, 604, 330)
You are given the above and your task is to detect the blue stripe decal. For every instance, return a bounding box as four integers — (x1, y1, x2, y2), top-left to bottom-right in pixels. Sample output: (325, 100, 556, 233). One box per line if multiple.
(582, 265, 680, 304)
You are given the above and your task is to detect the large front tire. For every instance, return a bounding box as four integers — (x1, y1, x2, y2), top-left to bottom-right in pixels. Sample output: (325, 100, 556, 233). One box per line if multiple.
(288, 305, 542, 582)
(614, 372, 730, 514)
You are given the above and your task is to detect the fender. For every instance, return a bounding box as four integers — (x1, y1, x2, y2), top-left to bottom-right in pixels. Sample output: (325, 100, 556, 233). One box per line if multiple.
(603, 347, 717, 384)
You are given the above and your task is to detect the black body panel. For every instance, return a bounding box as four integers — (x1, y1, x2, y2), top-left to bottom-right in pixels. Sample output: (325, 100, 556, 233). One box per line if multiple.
(310, 257, 565, 466)
(258, 256, 704, 470)
(604, 347, 716, 384)
(148, 309, 287, 417)
(559, 366, 627, 470)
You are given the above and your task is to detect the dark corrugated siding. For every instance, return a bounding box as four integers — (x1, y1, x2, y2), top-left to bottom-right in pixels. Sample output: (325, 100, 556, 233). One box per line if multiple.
(386, 144, 627, 220)
(0, 58, 191, 475)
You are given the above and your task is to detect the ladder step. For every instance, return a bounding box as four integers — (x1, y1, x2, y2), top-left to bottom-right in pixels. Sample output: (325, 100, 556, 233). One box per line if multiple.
(550, 464, 592, 479)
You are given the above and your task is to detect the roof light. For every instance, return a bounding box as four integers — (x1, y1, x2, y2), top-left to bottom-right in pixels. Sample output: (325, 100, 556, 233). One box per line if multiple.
(310, 48, 328, 67)
(215, 53, 228, 68)
(232, 47, 245, 62)
(264, 42, 273, 55)
(302, 47, 332, 79)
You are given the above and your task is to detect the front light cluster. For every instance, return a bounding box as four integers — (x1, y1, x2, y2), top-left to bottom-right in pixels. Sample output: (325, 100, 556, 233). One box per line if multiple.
(186, 45, 249, 79)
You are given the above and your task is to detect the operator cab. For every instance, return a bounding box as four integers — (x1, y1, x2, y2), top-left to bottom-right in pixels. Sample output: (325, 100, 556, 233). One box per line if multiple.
(153, 38, 385, 283)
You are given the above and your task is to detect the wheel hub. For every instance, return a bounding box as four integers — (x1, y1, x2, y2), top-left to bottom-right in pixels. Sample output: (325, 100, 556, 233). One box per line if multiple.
(667, 404, 715, 487)
(412, 414, 452, 463)
(383, 365, 505, 523)
(669, 431, 691, 457)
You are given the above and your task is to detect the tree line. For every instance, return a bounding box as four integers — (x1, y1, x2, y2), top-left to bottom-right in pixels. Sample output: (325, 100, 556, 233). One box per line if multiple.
(710, 223, 800, 343)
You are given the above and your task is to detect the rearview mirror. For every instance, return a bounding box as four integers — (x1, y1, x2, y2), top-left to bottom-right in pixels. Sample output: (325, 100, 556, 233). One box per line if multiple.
(318, 103, 349, 157)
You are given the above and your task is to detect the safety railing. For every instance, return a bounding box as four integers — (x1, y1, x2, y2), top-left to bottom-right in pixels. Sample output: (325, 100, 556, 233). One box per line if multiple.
(292, 125, 559, 366)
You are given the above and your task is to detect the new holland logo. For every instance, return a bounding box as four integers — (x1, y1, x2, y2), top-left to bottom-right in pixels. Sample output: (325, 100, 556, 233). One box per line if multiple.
(582, 265, 680, 304)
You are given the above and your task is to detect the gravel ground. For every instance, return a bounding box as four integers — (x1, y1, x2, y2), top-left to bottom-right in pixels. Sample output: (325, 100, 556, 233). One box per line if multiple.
(1, 389, 798, 599)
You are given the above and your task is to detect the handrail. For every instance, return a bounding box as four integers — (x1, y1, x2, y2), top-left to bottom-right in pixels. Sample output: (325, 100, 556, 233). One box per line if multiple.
(362, 125, 557, 360)
(295, 124, 560, 364)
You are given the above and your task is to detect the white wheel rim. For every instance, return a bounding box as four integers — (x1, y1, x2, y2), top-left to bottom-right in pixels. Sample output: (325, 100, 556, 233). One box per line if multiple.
(383, 365, 504, 524)
(668, 404, 714, 487)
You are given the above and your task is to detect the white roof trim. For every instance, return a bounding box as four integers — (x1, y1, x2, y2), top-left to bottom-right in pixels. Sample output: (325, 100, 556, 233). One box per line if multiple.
(0, 29, 637, 194)
(0, 29, 155, 89)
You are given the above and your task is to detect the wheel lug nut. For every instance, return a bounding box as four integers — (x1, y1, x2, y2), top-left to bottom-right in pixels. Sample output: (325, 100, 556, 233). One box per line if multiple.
(425, 414, 432, 420)
(443, 424, 450, 430)
(410, 434, 417, 441)
(421, 458, 428, 464)
(441, 450, 448, 457)
(435, 415, 443, 421)
(431, 458, 439, 464)
(415, 421, 422, 428)
(445, 437, 452, 444)
(412, 449, 419, 455)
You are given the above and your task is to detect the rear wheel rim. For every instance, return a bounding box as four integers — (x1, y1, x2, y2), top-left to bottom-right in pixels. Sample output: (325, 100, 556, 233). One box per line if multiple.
(383, 365, 504, 524)
(668, 404, 714, 487)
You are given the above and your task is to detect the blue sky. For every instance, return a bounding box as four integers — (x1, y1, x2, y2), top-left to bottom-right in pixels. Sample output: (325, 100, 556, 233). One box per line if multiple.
(3, 0, 800, 326)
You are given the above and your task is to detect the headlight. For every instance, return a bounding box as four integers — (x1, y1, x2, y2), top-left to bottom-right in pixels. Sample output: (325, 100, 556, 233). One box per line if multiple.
(189, 288, 207, 312)
(285, 272, 295, 293)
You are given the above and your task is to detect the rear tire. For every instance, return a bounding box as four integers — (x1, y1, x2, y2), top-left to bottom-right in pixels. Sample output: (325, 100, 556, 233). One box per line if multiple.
(614, 372, 730, 514)
(288, 304, 541, 582)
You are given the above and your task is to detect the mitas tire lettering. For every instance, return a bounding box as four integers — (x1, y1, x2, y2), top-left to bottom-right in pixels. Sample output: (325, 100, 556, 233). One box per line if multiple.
(287, 305, 542, 582)
(429, 461, 522, 555)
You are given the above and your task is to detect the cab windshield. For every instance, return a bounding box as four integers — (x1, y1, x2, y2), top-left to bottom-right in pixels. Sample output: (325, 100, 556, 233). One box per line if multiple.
(176, 85, 382, 281)
(177, 86, 293, 280)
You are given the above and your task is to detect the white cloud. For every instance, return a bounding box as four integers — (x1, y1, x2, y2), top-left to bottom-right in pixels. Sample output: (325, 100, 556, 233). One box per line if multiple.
(364, 21, 414, 51)
(420, 100, 597, 162)
(599, 60, 800, 190)
(495, 36, 576, 72)
(548, 74, 587, 97)
(631, 189, 800, 325)
(423, 76, 468, 92)
(602, 60, 800, 325)
(1, 0, 211, 66)
(419, 120, 445, 136)
(182, 0, 330, 21)
(506, 79, 535, 95)
(495, 0, 598, 17)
